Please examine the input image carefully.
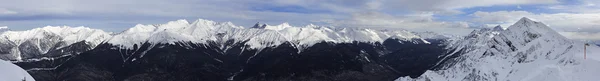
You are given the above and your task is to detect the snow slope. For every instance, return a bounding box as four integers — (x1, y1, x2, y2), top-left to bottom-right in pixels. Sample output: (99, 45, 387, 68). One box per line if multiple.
(397, 17, 600, 81)
(107, 19, 427, 49)
(0, 26, 112, 61)
(0, 60, 35, 81)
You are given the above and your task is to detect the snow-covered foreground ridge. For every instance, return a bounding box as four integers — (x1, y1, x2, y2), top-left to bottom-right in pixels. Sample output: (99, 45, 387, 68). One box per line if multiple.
(397, 17, 600, 81)
(0, 60, 35, 81)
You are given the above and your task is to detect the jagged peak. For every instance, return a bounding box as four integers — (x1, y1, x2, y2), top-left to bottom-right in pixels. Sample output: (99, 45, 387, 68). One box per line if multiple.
(516, 17, 534, 24)
(251, 22, 262, 28)
(504, 17, 564, 38)
(0, 26, 7, 29)
(1, 25, 112, 48)
(493, 25, 504, 31)
(509, 17, 549, 30)
(251, 22, 268, 29)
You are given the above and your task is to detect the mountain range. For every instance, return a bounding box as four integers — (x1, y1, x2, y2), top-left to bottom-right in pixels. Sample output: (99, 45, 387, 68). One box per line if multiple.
(1, 17, 599, 81)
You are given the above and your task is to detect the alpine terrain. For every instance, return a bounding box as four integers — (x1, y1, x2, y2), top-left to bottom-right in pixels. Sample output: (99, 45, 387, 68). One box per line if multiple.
(2, 17, 598, 81)
(397, 17, 600, 81)
(8, 19, 452, 81)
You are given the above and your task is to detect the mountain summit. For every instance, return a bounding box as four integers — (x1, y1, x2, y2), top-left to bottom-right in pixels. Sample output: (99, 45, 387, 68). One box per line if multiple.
(399, 17, 600, 81)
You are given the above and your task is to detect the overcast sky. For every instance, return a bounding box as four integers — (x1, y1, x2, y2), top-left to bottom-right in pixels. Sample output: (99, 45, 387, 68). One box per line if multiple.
(0, 0, 599, 40)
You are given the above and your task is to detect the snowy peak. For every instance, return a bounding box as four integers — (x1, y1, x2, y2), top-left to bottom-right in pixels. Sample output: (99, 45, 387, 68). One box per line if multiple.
(465, 26, 503, 39)
(399, 17, 591, 81)
(251, 22, 267, 29)
(108, 18, 252, 49)
(506, 17, 564, 38)
(491, 17, 569, 53)
(2, 26, 112, 45)
(106, 18, 427, 49)
(0, 26, 112, 61)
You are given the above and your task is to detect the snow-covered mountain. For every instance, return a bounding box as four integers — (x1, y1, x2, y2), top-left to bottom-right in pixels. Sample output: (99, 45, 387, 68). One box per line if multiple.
(0, 26, 112, 61)
(8, 17, 596, 81)
(398, 17, 600, 81)
(13, 19, 454, 81)
(0, 59, 35, 81)
(107, 19, 427, 50)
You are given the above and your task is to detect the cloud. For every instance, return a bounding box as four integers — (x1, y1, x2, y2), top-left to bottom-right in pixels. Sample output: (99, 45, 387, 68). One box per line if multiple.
(323, 12, 474, 35)
(545, 0, 600, 13)
(470, 10, 600, 40)
(560, 32, 600, 40)
(471, 11, 534, 24)
(0, 8, 17, 15)
(375, 0, 559, 14)
(0, 0, 577, 36)
(0, 0, 353, 31)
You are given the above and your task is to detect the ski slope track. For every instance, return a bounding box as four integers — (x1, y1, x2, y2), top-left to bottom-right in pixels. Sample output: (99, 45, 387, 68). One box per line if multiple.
(397, 17, 600, 81)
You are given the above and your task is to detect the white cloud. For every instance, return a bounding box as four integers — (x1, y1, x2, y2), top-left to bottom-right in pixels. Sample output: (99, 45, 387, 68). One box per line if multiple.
(470, 10, 600, 40)
(544, 0, 600, 13)
(0, 0, 570, 36)
(0, 0, 353, 30)
(471, 11, 534, 24)
(560, 32, 600, 40)
(0, 8, 17, 15)
(324, 12, 474, 35)
(377, 0, 559, 14)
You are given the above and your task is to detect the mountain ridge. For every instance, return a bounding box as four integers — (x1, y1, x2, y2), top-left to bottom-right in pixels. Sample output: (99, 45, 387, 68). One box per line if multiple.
(0, 19, 453, 61)
(398, 17, 600, 81)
